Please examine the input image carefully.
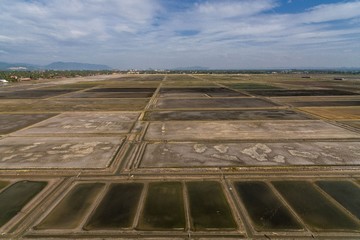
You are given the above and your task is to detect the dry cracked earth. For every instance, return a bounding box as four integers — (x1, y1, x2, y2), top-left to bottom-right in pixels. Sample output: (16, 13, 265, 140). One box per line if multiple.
(0, 73, 360, 239)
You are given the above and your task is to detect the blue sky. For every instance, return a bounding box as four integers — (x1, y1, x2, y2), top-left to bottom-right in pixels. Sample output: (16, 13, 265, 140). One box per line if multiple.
(0, 0, 360, 69)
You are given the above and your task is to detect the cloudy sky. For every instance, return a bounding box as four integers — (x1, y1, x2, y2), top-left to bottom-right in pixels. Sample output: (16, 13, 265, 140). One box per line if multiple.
(1, 0, 360, 69)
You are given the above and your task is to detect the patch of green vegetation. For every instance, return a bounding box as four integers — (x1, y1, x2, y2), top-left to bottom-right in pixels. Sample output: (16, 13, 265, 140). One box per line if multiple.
(0, 70, 117, 82)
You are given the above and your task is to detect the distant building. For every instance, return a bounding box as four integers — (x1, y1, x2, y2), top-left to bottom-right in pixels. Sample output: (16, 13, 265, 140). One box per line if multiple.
(8, 66, 27, 70)
(19, 77, 31, 81)
(127, 70, 140, 74)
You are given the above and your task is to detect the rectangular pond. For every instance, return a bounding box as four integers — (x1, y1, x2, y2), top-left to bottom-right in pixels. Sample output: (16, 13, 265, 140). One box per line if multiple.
(144, 109, 312, 121)
(36, 183, 104, 229)
(226, 83, 282, 90)
(62, 92, 154, 99)
(341, 121, 360, 129)
(154, 98, 279, 109)
(247, 89, 358, 97)
(316, 181, 360, 219)
(300, 107, 360, 120)
(145, 121, 360, 141)
(234, 181, 302, 231)
(15, 112, 138, 135)
(0, 89, 79, 99)
(0, 99, 149, 112)
(141, 141, 360, 168)
(84, 183, 143, 230)
(137, 182, 185, 230)
(289, 101, 360, 107)
(0, 181, 47, 227)
(86, 88, 156, 93)
(159, 87, 248, 97)
(0, 114, 56, 134)
(0, 137, 122, 169)
(0, 181, 9, 191)
(272, 181, 360, 231)
(186, 181, 236, 230)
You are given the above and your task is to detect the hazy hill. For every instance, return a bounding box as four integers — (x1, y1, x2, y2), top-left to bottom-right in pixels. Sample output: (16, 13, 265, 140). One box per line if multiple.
(0, 61, 112, 70)
(0, 62, 38, 70)
(44, 62, 112, 70)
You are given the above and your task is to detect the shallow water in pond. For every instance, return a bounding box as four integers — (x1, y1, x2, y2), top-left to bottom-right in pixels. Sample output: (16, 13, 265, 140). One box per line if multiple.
(248, 89, 357, 97)
(138, 182, 185, 230)
(0, 181, 47, 227)
(227, 83, 282, 90)
(272, 181, 360, 231)
(37, 183, 104, 229)
(0, 181, 9, 191)
(86, 88, 156, 93)
(144, 109, 311, 121)
(84, 183, 143, 230)
(316, 181, 360, 219)
(186, 181, 236, 230)
(155, 98, 279, 109)
(234, 181, 302, 231)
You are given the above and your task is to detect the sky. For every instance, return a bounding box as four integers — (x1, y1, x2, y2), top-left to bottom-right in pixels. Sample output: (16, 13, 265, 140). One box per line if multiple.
(0, 0, 360, 69)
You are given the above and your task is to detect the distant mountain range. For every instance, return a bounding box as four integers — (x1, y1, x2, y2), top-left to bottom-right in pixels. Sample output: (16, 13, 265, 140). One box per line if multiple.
(0, 61, 112, 70)
(1, 61, 359, 72)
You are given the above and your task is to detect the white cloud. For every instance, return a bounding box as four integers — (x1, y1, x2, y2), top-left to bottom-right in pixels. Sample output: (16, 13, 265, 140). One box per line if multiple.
(0, 35, 14, 43)
(301, 1, 360, 23)
(0, 0, 160, 41)
(195, 0, 276, 18)
(0, 0, 359, 68)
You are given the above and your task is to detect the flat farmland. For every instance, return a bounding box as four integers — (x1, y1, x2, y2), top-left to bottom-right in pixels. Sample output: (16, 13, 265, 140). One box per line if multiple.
(0, 73, 360, 239)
